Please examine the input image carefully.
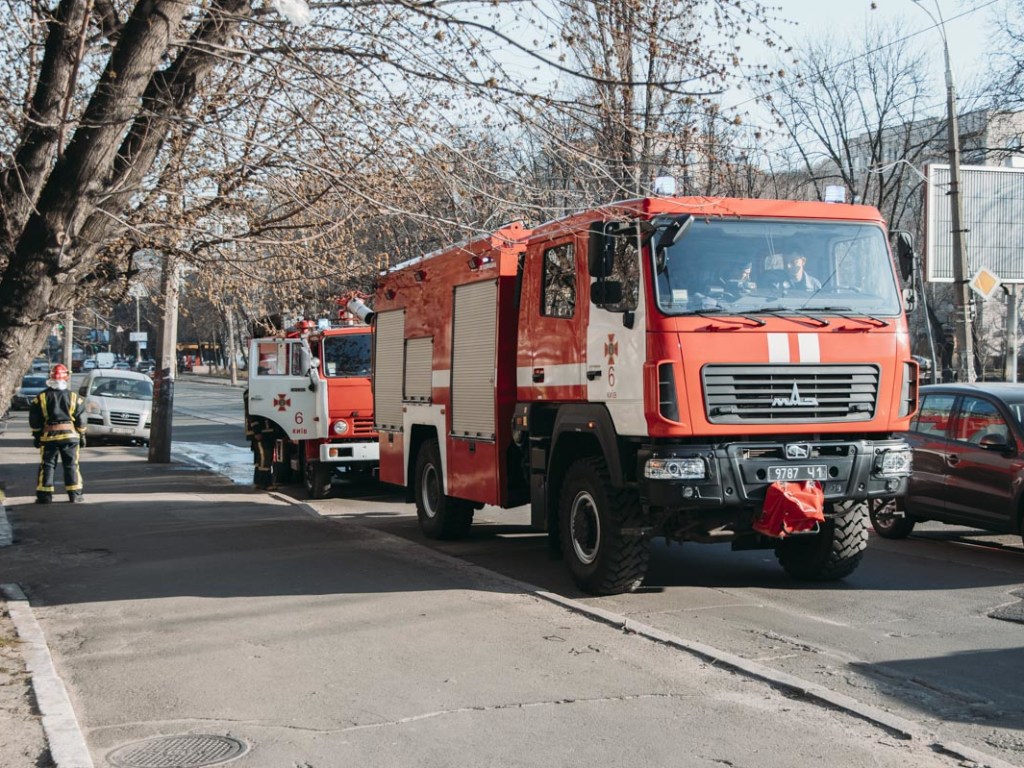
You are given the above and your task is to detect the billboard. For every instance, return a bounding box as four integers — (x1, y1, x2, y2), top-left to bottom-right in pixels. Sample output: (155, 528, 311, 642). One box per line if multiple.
(925, 163, 1024, 283)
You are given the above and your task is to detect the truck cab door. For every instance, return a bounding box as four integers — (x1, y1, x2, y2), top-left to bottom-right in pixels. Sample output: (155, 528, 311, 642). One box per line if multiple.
(248, 338, 320, 441)
(585, 224, 646, 435)
(519, 237, 585, 400)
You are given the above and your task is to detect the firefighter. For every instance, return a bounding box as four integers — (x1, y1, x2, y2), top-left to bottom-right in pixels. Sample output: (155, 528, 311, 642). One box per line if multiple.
(243, 388, 277, 491)
(29, 364, 86, 504)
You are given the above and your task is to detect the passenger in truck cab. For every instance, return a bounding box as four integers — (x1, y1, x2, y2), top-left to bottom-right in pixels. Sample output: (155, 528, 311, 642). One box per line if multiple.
(784, 253, 822, 291)
(706, 261, 756, 297)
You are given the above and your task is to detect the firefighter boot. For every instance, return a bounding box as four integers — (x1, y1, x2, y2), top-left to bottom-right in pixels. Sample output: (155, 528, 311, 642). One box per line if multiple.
(35, 493, 52, 504)
(68, 492, 84, 503)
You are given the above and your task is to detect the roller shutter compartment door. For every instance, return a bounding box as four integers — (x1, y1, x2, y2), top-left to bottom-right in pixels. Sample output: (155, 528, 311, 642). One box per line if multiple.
(404, 337, 434, 402)
(451, 280, 497, 439)
(373, 309, 405, 431)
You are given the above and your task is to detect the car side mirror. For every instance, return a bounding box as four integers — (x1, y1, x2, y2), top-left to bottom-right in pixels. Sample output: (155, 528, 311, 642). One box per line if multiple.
(979, 433, 1013, 453)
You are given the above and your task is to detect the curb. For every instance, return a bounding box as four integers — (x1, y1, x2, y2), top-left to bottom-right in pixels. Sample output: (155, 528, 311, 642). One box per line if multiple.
(0, 498, 11, 548)
(1, 584, 94, 768)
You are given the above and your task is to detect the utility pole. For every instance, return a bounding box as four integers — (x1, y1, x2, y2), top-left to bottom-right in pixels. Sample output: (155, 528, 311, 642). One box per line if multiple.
(944, 68, 976, 382)
(914, 0, 975, 382)
(63, 311, 74, 370)
(226, 307, 238, 386)
(148, 254, 180, 463)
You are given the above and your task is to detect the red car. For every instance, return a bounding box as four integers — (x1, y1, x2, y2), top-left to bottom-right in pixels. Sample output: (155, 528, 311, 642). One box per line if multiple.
(870, 383, 1024, 544)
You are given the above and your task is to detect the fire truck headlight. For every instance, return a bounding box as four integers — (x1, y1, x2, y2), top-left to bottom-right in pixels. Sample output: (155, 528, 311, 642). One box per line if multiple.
(332, 419, 349, 436)
(645, 457, 706, 480)
(876, 448, 913, 476)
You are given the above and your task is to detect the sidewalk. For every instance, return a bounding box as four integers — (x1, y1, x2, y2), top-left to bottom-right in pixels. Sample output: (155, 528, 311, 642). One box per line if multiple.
(0, 416, 987, 768)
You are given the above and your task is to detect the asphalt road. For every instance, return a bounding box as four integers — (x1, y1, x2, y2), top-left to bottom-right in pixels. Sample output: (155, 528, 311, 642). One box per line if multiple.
(172, 378, 1024, 766)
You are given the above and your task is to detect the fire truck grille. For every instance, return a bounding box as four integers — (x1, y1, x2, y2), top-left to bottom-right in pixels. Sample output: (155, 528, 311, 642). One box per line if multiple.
(109, 411, 142, 427)
(351, 417, 375, 436)
(702, 364, 880, 424)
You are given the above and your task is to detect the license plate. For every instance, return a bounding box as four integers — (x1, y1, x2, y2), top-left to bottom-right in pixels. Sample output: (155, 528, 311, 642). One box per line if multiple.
(767, 464, 827, 482)
(111, 427, 134, 435)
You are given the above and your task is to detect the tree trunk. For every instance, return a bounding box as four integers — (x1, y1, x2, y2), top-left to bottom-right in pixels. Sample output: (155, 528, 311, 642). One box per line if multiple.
(0, 1, 251, 410)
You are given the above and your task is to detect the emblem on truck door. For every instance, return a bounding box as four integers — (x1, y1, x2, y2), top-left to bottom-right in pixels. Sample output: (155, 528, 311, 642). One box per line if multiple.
(604, 334, 618, 364)
(771, 383, 818, 407)
(274, 394, 292, 412)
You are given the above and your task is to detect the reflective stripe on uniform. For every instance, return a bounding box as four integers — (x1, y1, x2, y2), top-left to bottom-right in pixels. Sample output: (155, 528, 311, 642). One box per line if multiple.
(36, 445, 52, 492)
(66, 444, 82, 491)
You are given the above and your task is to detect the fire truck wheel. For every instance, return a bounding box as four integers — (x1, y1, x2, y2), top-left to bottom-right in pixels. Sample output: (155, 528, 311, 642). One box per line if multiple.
(867, 498, 916, 539)
(775, 501, 868, 581)
(303, 456, 333, 499)
(558, 456, 649, 595)
(415, 439, 473, 540)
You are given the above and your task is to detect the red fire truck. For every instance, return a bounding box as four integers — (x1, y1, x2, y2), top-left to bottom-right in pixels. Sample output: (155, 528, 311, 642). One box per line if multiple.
(371, 197, 917, 594)
(247, 297, 377, 498)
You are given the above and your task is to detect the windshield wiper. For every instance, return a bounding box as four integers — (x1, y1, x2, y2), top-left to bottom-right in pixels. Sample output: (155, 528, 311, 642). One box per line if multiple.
(803, 306, 890, 328)
(754, 306, 829, 328)
(675, 307, 766, 327)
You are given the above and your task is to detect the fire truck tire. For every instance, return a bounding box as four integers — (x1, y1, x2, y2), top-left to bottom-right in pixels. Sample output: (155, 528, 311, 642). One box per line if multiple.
(867, 498, 916, 539)
(415, 439, 473, 540)
(303, 456, 333, 499)
(775, 501, 868, 581)
(558, 456, 648, 595)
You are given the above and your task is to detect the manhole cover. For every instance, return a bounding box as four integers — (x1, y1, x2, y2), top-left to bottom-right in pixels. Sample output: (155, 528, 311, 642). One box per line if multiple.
(107, 734, 248, 768)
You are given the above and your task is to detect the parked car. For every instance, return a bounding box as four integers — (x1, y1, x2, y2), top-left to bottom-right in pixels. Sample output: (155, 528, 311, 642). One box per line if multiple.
(113, 360, 131, 370)
(135, 359, 156, 375)
(10, 374, 48, 410)
(78, 369, 153, 444)
(870, 383, 1024, 544)
(31, 357, 50, 372)
(82, 358, 98, 371)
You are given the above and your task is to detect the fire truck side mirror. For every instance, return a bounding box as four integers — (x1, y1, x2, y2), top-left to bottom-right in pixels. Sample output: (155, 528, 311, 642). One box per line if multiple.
(591, 280, 623, 306)
(893, 231, 915, 282)
(308, 357, 321, 391)
(902, 287, 917, 312)
(588, 222, 616, 278)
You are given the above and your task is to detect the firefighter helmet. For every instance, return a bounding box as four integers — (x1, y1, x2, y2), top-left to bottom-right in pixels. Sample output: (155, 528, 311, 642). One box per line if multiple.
(50, 364, 69, 381)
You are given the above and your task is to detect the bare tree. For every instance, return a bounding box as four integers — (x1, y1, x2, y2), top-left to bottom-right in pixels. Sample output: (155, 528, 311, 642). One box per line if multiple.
(502, 0, 780, 204)
(0, 0, 532, 405)
(760, 20, 941, 230)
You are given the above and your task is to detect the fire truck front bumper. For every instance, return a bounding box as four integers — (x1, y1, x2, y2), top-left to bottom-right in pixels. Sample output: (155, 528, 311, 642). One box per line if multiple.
(320, 440, 379, 465)
(638, 438, 912, 510)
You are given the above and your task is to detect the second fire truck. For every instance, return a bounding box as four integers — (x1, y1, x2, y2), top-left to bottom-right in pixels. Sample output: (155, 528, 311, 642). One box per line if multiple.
(369, 196, 917, 594)
(247, 296, 377, 498)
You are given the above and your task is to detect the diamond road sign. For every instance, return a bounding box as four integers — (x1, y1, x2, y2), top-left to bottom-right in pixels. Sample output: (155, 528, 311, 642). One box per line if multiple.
(969, 268, 1002, 299)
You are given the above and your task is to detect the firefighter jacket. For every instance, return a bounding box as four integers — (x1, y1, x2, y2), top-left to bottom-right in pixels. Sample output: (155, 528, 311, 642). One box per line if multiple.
(29, 388, 86, 443)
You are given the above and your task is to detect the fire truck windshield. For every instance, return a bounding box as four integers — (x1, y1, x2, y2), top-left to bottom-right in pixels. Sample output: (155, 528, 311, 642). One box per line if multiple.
(652, 218, 902, 318)
(321, 334, 372, 378)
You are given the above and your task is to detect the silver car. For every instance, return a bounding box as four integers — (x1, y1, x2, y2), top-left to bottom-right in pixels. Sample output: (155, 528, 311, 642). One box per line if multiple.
(11, 374, 48, 410)
(79, 369, 153, 444)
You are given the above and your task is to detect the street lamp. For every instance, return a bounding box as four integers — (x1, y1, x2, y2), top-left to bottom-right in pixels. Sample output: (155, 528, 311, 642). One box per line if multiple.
(912, 0, 975, 382)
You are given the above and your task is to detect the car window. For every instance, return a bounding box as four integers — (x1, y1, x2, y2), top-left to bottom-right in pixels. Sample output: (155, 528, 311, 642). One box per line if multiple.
(911, 393, 956, 437)
(21, 376, 46, 388)
(953, 396, 1009, 445)
(89, 376, 153, 400)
